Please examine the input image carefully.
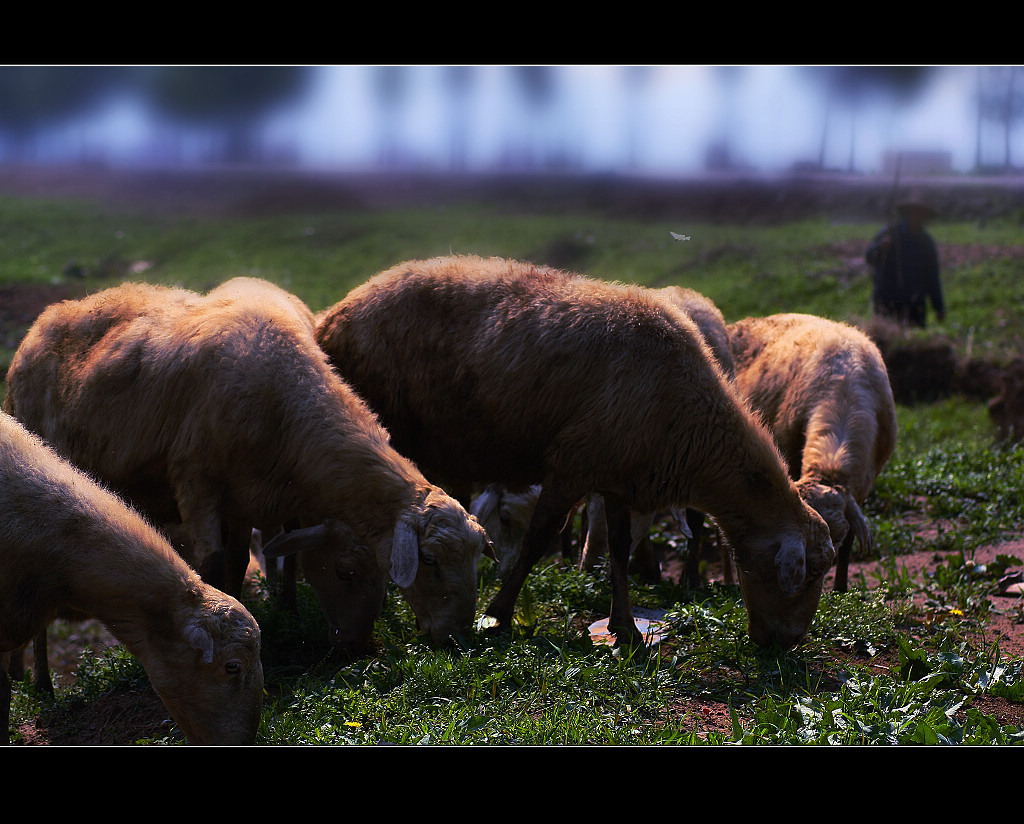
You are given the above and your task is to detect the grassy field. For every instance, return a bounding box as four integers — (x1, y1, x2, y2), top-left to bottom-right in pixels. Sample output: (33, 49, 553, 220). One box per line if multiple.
(3, 180, 1024, 745)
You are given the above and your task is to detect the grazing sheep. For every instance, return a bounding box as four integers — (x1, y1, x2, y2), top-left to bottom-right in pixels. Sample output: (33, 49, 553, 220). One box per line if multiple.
(0, 411, 263, 746)
(727, 313, 898, 592)
(471, 483, 581, 579)
(3, 277, 490, 650)
(577, 285, 738, 585)
(315, 255, 835, 650)
(480, 285, 736, 585)
(470, 484, 546, 576)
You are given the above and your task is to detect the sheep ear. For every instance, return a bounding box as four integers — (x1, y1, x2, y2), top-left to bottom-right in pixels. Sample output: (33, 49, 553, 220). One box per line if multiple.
(775, 534, 806, 596)
(470, 485, 500, 524)
(390, 521, 419, 588)
(184, 619, 216, 664)
(261, 524, 327, 557)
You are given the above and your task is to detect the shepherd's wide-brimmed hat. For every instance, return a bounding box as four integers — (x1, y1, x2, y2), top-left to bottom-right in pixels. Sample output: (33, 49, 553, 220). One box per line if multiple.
(896, 189, 938, 218)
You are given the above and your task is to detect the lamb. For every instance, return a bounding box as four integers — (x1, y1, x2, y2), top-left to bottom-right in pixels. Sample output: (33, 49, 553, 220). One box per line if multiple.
(3, 277, 490, 650)
(727, 313, 898, 592)
(315, 255, 835, 650)
(0, 411, 263, 745)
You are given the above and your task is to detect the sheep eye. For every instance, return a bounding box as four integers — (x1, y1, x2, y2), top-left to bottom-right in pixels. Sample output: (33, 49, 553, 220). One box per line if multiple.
(225, 659, 243, 676)
(421, 552, 439, 567)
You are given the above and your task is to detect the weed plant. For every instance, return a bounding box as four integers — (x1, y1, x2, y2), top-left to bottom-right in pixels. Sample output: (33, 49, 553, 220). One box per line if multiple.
(2, 192, 1023, 744)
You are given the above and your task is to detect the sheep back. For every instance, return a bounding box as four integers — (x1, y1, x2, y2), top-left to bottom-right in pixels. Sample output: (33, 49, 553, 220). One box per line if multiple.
(654, 285, 736, 380)
(728, 313, 896, 500)
(317, 256, 738, 511)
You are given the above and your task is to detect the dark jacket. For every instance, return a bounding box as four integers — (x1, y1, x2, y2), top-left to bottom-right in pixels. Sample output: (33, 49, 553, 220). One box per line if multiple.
(866, 222, 944, 326)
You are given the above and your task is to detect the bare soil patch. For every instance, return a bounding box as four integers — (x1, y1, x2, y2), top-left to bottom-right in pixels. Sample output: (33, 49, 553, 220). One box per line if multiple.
(660, 537, 1024, 737)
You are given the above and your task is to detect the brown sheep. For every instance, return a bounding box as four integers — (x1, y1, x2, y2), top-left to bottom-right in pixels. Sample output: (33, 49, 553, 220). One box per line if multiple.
(315, 255, 835, 650)
(466, 287, 735, 587)
(3, 277, 490, 650)
(577, 285, 738, 585)
(727, 313, 898, 592)
(0, 411, 263, 745)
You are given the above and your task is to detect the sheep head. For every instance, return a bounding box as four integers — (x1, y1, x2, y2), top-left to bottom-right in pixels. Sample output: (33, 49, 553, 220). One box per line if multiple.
(392, 486, 492, 647)
(470, 483, 540, 575)
(143, 587, 264, 745)
(797, 479, 871, 556)
(730, 502, 835, 650)
(261, 520, 387, 656)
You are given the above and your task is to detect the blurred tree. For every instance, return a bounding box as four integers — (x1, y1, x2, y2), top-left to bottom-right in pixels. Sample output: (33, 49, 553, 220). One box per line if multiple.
(0, 66, 131, 161)
(804, 66, 934, 172)
(705, 66, 744, 171)
(372, 66, 411, 167)
(975, 66, 1023, 171)
(510, 66, 559, 168)
(622, 66, 652, 169)
(140, 66, 312, 163)
(442, 66, 475, 170)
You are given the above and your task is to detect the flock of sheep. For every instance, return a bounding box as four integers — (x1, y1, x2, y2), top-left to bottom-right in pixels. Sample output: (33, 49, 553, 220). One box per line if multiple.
(0, 253, 898, 745)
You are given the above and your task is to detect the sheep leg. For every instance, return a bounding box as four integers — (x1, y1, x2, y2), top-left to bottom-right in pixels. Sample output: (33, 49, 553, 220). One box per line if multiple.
(683, 508, 706, 588)
(274, 522, 302, 613)
(578, 493, 607, 572)
(280, 554, 298, 612)
(221, 519, 252, 599)
(605, 497, 645, 650)
(484, 481, 580, 631)
(175, 490, 229, 590)
(832, 529, 854, 593)
(1, 655, 10, 746)
(6, 645, 25, 682)
(31, 628, 53, 696)
(7, 629, 55, 698)
(628, 512, 660, 584)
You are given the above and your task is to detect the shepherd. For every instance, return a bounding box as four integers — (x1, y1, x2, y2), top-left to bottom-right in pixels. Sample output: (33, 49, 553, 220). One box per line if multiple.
(865, 190, 945, 328)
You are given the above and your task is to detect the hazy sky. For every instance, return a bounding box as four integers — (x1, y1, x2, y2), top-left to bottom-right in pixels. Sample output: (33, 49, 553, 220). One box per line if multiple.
(42, 66, 1016, 175)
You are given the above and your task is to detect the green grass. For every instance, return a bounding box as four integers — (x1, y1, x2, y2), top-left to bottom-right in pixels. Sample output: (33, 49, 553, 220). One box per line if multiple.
(3, 189, 1024, 744)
